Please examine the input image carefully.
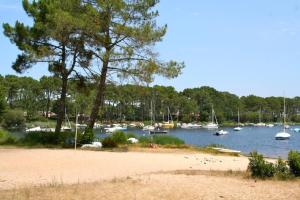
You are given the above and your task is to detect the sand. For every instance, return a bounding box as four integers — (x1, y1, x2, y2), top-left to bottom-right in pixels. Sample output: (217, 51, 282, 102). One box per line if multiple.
(0, 148, 299, 200)
(0, 148, 248, 189)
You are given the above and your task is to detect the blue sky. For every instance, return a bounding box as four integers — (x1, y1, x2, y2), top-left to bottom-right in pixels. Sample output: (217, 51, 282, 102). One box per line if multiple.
(1, 0, 300, 97)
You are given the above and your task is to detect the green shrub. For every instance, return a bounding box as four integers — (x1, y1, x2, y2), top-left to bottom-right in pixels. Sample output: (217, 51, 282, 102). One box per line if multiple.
(0, 129, 17, 145)
(80, 128, 94, 144)
(152, 135, 185, 146)
(20, 131, 75, 147)
(102, 136, 118, 148)
(288, 151, 300, 177)
(274, 158, 291, 180)
(138, 135, 185, 146)
(2, 110, 25, 130)
(111, 131, 127, 144)
(248, 151, 275, 179)
(138, 136, 152, 144)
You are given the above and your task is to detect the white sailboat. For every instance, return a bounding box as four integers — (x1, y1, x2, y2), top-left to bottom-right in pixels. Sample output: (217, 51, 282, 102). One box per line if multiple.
(233, 109, 243, 131)
(254, 108, 266, 127)
(143, 100, 155, 131)
(61, 109, 72, 132)
(203, 105, 218, 129)
(161, 107, 175, 129)
(275, 97, 291, 140)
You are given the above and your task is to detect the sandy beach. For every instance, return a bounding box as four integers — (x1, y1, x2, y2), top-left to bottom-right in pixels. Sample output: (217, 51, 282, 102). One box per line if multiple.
(0, 148, 299, 199)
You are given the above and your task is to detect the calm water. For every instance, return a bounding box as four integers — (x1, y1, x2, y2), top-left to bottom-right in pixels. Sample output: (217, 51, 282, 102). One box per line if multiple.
(95, 126, 300, 158)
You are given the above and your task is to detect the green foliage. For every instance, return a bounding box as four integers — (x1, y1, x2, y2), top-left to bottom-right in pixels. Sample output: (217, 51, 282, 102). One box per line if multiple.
(0, 129, 17, 145)
(21, 131, 71, 146)
(111, 131, 128, 145)
(101, 131, 131, 148)
(138, 135, 185, 146)
(152, 135, 185, 146)
(1, 73, 300, 124)
(274, 158, 291, 180)
(2, 110, 26, 130)
(248, 151, 275, 179)
(288, 151, 300, 177)
(101, 136, 118, 148)
(80, 128, 95, 144)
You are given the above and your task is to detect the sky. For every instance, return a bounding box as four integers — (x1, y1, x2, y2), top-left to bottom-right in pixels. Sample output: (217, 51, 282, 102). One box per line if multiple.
(1, 0, 300, 97)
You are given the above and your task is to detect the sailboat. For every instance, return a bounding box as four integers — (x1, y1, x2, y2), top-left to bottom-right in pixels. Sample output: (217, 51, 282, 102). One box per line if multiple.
(203, 105, 219, 129)
(61, 108, 72, 132)
(161, 107, 174, 129)
(254, 108, 266, 127)
(233, 109, 243, 131)
(275, 97, 291, 140)
(143, 100, 155, 131)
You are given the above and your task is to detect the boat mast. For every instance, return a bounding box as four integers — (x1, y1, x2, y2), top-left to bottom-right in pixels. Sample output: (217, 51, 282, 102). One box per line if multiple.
(211, 105, 214, 123)
(283, 97, 286, 132)
(150, 100, 153, 125)
(238, 108, 240, 126)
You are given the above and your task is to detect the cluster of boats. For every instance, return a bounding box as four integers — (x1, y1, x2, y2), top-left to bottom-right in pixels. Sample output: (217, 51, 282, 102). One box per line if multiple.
(25, 98, 296, 140)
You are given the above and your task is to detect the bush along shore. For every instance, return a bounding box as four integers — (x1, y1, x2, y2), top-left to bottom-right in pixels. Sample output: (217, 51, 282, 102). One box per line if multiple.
(248, 151, 300, 180)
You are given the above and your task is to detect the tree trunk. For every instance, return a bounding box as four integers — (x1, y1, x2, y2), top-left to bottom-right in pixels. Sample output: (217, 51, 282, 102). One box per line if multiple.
(55, 75, 68, 133)
(87, 60, 109, 130)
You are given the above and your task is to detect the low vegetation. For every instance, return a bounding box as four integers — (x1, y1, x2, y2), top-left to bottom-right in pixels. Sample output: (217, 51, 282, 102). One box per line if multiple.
(101, 131, 185, 149)
(0, 129, 16, 145)
(248, 151, 300, 180)
(1, 109, 25, 130)
(288, 151, 300, 177)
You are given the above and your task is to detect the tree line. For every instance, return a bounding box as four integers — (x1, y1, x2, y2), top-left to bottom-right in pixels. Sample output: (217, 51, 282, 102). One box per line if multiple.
(1, 75, 300, 124)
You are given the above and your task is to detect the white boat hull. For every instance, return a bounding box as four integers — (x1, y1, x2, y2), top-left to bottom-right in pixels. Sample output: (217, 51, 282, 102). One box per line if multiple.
(215, 130, 228, 135)
(275, 132, 290, 140)
(233, 127, 242, 131)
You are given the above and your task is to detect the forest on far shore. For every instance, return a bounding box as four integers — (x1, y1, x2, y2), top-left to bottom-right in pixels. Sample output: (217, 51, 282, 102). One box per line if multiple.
(1, 75, 299, 125)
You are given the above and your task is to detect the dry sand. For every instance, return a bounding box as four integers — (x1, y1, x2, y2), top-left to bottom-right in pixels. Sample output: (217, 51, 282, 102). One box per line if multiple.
(0, 148, 299, 200)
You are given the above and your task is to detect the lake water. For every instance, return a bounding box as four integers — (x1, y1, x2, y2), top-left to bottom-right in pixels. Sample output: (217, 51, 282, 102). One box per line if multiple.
(95, 126, 300, 158)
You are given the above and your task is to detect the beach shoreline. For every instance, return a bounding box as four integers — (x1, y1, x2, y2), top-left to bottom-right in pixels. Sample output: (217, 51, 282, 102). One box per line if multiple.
(0, 148, 299, 200)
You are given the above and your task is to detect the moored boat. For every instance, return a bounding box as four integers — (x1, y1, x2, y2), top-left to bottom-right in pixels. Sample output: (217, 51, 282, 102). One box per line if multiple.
(149, 128, 168, 134)
(233, 108, 243, 131)
(275, 97, 290, 140)
(203, 105, 218, 129)
(215, 130, 228, 136)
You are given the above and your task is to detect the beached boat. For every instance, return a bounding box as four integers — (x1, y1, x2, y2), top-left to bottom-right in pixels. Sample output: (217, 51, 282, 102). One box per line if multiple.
(275, 97, 290, 140)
